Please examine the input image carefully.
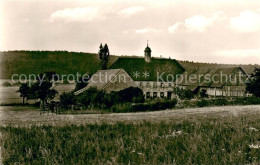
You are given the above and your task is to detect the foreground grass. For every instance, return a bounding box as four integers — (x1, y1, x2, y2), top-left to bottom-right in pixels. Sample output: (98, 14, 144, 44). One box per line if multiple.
(1, 115, 260, 164)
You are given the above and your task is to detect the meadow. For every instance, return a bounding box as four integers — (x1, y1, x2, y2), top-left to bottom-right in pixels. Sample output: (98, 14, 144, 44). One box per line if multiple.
(1, 111, 259, 164)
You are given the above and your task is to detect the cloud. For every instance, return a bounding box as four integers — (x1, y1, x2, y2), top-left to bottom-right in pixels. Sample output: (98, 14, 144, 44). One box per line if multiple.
(49, 7, 100, 22)
(185, 15, 213, 32)
(168, 11, 226, 33)
(168, 23, 184, 33)
(118, 6, 146, 17)
(230, 10, 260, 32)
(135, 27, 159, 34)
(123, 27, 160, 34)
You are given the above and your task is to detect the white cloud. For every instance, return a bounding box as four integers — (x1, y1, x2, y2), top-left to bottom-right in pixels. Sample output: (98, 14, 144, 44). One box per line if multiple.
(49, 7, 100, 22)
(118, 6, 146, 17)
(185, 15, 212, 32)
(168, 22, 184, 33)
(168, 11, 226, 33)
(230, 10, 260, 32)
(135, 27, 159, 34)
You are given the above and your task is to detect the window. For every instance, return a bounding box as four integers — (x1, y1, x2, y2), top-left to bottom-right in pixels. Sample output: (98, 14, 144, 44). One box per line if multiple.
(146, 92, 150, 98)
(160, 82, 163, 87)
(153, 92, 157, 98)
(153, 82, 157, 88)
(160, 92, 164, 98)
(139, 82, 143, 87)
(146, 82, 150, 88)
(168, 83, 172, 87)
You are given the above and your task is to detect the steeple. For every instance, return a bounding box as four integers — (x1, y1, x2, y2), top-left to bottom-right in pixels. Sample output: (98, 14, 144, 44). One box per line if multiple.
(144, 40, 151, 62)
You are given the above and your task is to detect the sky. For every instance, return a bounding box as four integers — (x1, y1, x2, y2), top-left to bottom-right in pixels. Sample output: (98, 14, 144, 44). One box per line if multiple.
(1, 0, 260, 64)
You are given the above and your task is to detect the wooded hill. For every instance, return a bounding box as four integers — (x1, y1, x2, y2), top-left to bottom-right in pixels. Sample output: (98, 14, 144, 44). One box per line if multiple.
(0, 50, 258, 79)
(0, 51, 118, 79)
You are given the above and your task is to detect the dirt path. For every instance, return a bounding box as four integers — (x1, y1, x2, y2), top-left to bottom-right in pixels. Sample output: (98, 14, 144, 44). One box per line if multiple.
(0, 105, 260, 127)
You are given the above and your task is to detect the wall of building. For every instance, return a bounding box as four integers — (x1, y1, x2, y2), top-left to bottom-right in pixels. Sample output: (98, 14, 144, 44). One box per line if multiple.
(200, 86, 246, 97)
(135, 81, 176, 99)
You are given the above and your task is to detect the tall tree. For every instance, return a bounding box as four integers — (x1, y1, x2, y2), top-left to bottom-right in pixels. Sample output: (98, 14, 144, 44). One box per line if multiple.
(98, 43, 110, 69)
(246, 68, 260, 97)
(17, 83, 30, 104)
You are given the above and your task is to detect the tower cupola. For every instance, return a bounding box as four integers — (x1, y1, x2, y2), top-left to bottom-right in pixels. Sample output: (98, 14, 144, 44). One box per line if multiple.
(144, 42, 152, 62)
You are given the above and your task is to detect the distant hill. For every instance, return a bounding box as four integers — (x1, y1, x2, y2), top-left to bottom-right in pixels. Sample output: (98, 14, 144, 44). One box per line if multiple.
(0, 50, 258, 79)
(0, 51, 118, 79)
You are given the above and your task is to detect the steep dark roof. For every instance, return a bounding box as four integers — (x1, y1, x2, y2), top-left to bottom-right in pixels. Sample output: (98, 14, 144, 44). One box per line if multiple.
(177, 67, 248, 91)
(110, 57, 185, 81)
(178, 60, 259, 75)
(74, 69, 134, 95)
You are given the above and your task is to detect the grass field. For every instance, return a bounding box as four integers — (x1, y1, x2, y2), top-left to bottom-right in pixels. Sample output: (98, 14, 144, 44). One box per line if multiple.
(0, 105, 260, 164)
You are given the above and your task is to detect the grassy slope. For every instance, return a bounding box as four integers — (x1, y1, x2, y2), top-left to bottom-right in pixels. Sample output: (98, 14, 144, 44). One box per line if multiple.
(1, 115, 259, 164)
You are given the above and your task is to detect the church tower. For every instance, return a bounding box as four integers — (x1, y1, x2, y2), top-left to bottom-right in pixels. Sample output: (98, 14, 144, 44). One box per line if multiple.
(144, 41, 152, 63)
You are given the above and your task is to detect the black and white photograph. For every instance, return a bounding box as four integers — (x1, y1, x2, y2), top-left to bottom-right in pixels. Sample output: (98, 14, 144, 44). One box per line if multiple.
(0, 0, 260, 164)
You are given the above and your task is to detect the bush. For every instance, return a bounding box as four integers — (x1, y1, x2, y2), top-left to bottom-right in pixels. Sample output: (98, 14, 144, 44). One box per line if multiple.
(2, 82, 12, 87)
(175, 88, 194, 100)
(197, 99, 210, 107)
(111, 103, 132, 113)
(232, 97, 260, 105)
(60, 92, 76, 109)
(213, 98, 229, 106)
(118, 87, 144, 103)
(76, 87, 145, 110)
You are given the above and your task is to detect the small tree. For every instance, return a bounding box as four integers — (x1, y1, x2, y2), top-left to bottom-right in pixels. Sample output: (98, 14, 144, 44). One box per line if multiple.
(31, 81, 57, 109)
(246, 68, 260, 97)
(17, 83, 30, 104)
(76, 87, 100, 107)
(99, 43, 110, 69)
(30, 72, 58, 109)
(174, 87, 194, 100)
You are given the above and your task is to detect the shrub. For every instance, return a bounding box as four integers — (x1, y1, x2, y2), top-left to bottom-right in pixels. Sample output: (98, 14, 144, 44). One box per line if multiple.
(233, 97, 260, 105)
(76, 87, 105, 107)
(246, 68, 260, 97)
(175, 88, 194, 100)
(118, 87, 144, 103)
(197, 99, 210, 107)
(213, 98, 229, 106)
(111, 103, 132, 113)
(60, 92, 76, 109)
(2, 82, 12, 87)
